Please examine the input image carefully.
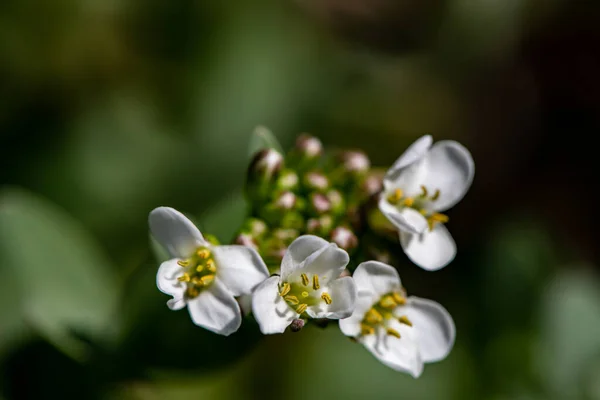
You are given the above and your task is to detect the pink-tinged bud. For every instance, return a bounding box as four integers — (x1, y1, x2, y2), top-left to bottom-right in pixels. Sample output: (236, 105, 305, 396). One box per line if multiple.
(241, 218, 268, 238)
(362, 174, 383, 197)
(275, 191, 297, 210)
(306, 214, 334, 236)
(303, 171, 329, 192)
(248, 148, 284, 182)
(330, 226, 358, 251)
(326, 189, 345, 215)
(309, 193, 332, 215)
(339, 150, 370, 174)
(235, 233, 259, 250)
(276, 169, 299, 192)
(290, 318, 305, 332)
(295, 134, 323, 159)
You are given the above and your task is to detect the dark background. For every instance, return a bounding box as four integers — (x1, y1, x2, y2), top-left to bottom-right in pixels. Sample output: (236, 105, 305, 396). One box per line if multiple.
(1, 1, 600, 399)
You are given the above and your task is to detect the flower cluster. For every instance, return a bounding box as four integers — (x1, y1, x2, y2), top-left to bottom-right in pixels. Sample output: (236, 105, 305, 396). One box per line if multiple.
(148, 131, 474, 377)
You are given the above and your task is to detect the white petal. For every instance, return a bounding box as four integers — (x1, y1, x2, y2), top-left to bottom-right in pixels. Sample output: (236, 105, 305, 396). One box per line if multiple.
(419, 140, 474, 212)
(339, 294, 375, 337)
(252, 276, 297, 334)
(306, 276, 356, 319)
(186, 278, 241, 336)
(237, 293, 253, 316)
(212, 245, 269, 296)
(362, 327, 423, 377)
(403, 297, 456, 363)
(156, 259, 187, 306)
(149, 207, 206, 258)
(400, 224, 456, 271)
(300, 243, 349, 283)
(385, 135, 432, 183)
(378, 198, 428, 234)
(353, 261, 402, 304)
(280, 235, 329, 280)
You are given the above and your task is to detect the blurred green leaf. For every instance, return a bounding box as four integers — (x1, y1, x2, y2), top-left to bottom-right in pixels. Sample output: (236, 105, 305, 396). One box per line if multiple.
(247, 125, 283, 159)
(538, 267, 600, 398)
(0, 188, 119, 360)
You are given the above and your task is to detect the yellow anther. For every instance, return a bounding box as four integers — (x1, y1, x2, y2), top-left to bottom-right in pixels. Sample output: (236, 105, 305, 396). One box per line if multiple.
(427, 213, 449, 231)
(302, 291, 309, 298)
(361, 324, 375, 335)
(205, 259, 217, 273)
(379, 295, 397, 309)
(387, 188, 404, 204)
(313, 275, 320, 290)
(177, 260, 189, 267)
(403, 197, 414, 207)
(191, 276, 202, 285)
(386, 328, 401, 338)
(196, 264, 204, 273)
(200, 275, 215, 286)
(419, 208, 428, 215)
(399, 315, 413, 327)
(365, 308, 383, 324)
(196, 249, 211, 259)
(177, 273, 191, 282)
(285, 295, 299, 305)
(431, 189, 441, 201)
(296, 303, 308, 314)
(392, 292, 406, 305)
(280, 283, 291, 297)
(321, 292, 332, 304)
(301, 273, 309, 286)
(420, 185, 428, 197)
(186, 287, 199, 298)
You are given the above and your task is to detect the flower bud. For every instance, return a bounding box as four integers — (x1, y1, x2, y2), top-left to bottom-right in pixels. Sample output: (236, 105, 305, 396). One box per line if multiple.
(295, 134, 323, 159)
(234, 233, 258, 251)
(302, 171, 329, 192)
(275, 169, 299, 192)
(273, 228, 299, 244)
(241, 218, 268, 238)
(361, 173, 383, 198)
(246, 149, 284, 201)
(260, 191, 297, 225)
(306, 214, 334, 236)
(330, 226, 358, 251)
(290, 318, 305, 332)
(308, 193, 332, 216)
(339, 150, 370, 175)
(326, 189, 346, 216)
(280, 212, 305, 231)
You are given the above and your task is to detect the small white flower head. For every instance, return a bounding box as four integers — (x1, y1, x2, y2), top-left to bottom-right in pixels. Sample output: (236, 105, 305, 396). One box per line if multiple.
(252, 235, 357, 334)
(379, 135, 474, 270)
(340, 261, 455, 377)
(149, 207, 269, 336)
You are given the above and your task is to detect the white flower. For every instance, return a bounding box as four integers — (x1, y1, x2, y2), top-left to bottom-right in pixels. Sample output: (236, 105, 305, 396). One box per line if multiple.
(149, 207, 269, 336)
(252, 235, 357, 334)
(340, 261, 455, 377)
(379, 135, 474, 270)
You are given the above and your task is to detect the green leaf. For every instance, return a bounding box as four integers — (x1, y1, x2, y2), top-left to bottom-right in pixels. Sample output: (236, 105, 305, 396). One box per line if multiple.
(247, 125, 283, 159)
(0, 188, 119, 360)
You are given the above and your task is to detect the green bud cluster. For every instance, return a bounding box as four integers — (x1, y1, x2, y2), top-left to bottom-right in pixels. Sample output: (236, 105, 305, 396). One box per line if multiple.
(239, 133, 379, 273)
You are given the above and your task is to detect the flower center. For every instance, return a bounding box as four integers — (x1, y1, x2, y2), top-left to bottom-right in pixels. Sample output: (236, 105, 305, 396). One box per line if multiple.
(360, 291, 413, 339)
(387, 185, 449, 231)
(279, 273, 332, 315)
(176, 247, 217, 299)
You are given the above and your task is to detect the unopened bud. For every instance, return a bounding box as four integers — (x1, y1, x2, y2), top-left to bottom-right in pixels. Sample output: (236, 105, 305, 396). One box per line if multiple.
(338, 150, 370, 175)
(326, 189, 345, 216)
(309, 193, 332, 216)
(306, 214, 334, 236)
(234, 233, 258, 250)
(259, 191, 297, 225)
(276, 169, 299, 192)
(330, 226, 358, 251)
(303, 171, 329, 192)
(248, 148, 284, 181)
(273, 228, 300, 244)
(241, 218, 268, 238)
(290, 318, 305, 332)
(275, 191, 297, 210)
(361, 174, 383, 198)
(295, 134, 323, 159)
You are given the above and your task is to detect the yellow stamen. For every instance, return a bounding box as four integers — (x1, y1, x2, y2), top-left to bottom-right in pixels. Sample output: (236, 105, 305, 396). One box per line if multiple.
(197, 249, 211, 259)
(186, 287, 199, 298)
(365, 308, 383, 324)
(386, 328, 401, 338)
(205, 259, 217, 273)
(361, 324, 375, 335)
(427, 213, 449, 231)
(392, 292, 406, 305)
(419, 208, 428, 215)
(196, 264, 204, 273)
(399, 315, 413, 327)
(431, 189, 441, 201)
(296, 303, 308, 314)
(403, 197, 414, 207)
(191, 276, 202, 285)
(387, 188, 404, 204)
(200, 275, 215, 286)
(301, 273, 309, 286)
(379, 295, 397, 309)
(285, 295, 299, 305)
(420, 185, 428, 197)
(177, 260, 189, 267)
(302, 291, 309, 298)
(280, 282, 291, 297)
(312, 275, 320, 290)
(321, 292, 332, 304)
(177, 273, 191, 282)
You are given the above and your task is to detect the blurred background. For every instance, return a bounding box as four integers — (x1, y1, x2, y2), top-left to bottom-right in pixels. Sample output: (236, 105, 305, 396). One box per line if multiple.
(1, 0, 600, 399)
